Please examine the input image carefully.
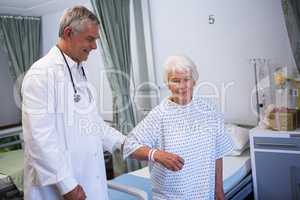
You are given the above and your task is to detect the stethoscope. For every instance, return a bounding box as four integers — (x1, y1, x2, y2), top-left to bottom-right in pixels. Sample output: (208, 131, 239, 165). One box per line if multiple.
(56, 45, 87, 103)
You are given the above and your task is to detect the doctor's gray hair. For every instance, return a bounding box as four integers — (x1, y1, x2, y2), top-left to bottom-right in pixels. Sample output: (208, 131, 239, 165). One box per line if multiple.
(163, 55, 199, 84)
(58, 6, 100, 37)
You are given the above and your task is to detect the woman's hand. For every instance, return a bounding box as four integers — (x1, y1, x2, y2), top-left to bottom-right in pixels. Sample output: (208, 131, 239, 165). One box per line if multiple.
(154, 150, 184, 171)
(215, 189, 225, 200)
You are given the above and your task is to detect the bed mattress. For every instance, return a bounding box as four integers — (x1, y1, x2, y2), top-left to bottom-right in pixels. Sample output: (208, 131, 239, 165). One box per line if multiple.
(129, 149, 251, 193)
(222, 149, 251, 193)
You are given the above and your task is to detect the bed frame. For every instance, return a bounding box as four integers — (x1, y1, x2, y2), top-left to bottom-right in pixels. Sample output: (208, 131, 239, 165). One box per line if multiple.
(225, 172, 253, 200)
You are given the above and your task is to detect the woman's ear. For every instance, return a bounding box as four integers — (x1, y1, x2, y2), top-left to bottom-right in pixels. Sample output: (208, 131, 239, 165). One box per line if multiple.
(166, 82, 170, 89)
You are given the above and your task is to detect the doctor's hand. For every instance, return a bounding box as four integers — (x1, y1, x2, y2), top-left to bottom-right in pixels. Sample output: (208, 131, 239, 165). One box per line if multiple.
(63, 185, 86, 200)
(154, 150, 184, 171)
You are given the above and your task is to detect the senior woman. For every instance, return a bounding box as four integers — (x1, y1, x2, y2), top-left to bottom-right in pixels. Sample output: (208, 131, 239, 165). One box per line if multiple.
(123, 55, 233, 200)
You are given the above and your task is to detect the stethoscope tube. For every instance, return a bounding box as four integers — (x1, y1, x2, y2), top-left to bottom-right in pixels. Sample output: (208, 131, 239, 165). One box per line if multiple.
(56, 45, 87, 102)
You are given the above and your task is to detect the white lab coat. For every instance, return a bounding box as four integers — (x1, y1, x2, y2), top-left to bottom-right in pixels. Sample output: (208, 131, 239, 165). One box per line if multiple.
(22, 46, 125, 200)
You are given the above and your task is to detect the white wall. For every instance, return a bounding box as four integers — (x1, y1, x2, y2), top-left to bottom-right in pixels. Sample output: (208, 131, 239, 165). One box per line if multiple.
(41, 0, 297, 125)
(42, 2, 113, 121)
(147, 0, 296, 125)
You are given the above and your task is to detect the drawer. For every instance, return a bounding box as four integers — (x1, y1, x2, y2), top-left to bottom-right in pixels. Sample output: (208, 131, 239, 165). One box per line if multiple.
(253, 135, 300, 151)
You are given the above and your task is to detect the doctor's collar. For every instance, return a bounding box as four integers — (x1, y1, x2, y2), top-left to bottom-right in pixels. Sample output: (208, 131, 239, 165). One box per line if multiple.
(55, 45, 80, 69)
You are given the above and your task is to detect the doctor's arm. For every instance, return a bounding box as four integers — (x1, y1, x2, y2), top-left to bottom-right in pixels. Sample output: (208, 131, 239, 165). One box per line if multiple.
(22, 71, 81, 197)
(101, 122, 126, 153)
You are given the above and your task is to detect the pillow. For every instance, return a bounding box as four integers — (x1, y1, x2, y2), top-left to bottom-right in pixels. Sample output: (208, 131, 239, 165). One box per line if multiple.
(225, 123, 250, 156)
(227, 143, 249, 156)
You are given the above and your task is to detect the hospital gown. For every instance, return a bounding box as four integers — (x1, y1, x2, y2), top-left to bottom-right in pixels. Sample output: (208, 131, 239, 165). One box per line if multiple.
(124, 97, 234, 200)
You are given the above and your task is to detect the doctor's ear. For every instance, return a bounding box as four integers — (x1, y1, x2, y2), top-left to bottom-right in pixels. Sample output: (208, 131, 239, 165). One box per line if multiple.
(63, 27, 73, 38)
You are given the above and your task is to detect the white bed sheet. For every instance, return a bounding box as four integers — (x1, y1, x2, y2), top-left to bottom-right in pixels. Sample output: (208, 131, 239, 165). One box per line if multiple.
(223, 149, 251, 193)
(129, 149, 251, 193)
(0, 174, 7, 179)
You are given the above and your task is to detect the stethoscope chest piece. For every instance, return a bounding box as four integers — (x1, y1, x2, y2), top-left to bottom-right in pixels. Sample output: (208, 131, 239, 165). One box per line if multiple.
(74, 93, 81, 103)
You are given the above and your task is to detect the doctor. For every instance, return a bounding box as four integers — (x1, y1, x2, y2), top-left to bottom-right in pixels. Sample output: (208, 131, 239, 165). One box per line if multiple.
(22, 6, 125, 200)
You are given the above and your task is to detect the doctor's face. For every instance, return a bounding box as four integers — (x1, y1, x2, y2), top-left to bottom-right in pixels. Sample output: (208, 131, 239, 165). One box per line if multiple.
(69, 21, 100, 62)
(167, 68, 195, 105)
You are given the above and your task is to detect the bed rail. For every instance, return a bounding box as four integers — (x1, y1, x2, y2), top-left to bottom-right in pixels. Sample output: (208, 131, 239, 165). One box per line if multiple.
(107, 180, 148, 200)
(0, 126, 22, 149)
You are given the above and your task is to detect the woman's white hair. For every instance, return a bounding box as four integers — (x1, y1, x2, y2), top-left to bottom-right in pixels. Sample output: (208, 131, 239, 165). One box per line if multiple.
(163, 55, 199, 84)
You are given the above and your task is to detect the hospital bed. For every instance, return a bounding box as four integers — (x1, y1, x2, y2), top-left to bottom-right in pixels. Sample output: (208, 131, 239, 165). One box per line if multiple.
(0, 150, 252, 200)
(0, 126, 23, 199)
(108, 149, 252, 200)
(0, 125, 253, 200)
(0, 150, 23, 200)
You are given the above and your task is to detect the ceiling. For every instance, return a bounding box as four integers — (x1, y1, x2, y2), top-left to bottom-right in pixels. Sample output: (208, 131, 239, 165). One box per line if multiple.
(0, 0, 88, 16)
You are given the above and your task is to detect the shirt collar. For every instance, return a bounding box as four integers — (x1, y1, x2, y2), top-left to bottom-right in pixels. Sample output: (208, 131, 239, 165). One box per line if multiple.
(53, 46, 81, 69)
(163, 96, 194, 110)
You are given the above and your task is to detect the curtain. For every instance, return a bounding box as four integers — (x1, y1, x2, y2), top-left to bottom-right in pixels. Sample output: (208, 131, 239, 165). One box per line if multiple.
(282, 0, 300, 73)
(0, 15, 41, 148)
(91, 0, 141, 174)
(0, 16, 41, 80)
(0, 15, 41, 108)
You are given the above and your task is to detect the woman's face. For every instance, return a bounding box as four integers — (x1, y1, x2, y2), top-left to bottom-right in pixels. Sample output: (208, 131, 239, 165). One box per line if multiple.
(167, 68, 195, 105)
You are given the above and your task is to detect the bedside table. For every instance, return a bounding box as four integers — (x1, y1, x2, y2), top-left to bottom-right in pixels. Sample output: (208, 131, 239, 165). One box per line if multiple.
(250, 128, 300, 200)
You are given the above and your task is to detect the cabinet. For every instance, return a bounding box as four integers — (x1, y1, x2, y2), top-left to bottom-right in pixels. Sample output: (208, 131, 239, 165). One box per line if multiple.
(250, 128, 300, 200)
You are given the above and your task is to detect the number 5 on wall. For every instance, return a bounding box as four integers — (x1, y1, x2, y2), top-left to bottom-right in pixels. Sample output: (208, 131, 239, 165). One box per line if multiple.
(209, 15, 215, 24)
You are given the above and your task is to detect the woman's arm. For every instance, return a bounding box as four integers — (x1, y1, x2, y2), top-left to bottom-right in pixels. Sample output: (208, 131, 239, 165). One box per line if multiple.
(215, 158, 225, 200)
(131, 146, 184, 171)
(123, 107, 184, 171)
